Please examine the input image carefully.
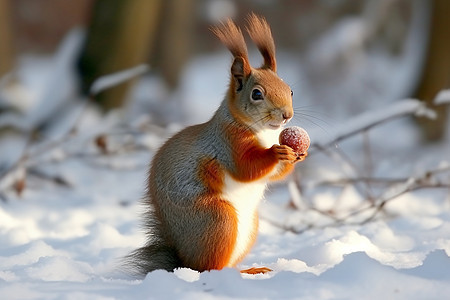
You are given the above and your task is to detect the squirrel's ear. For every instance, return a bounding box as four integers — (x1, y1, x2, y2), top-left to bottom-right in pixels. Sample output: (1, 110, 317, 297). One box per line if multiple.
(231, 56, 251, 92)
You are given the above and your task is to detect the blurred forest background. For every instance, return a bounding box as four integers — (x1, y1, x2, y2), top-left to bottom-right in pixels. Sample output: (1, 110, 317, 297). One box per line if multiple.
(0, 0, 449, 141)
(1, 2, 450, 296)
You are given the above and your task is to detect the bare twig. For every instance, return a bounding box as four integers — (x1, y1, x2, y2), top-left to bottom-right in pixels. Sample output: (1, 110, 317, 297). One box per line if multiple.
(272, 97, 449, 233)
(312, 176, 406, 187)
(269, 163, 450, 233)
(27, 168, 72, 187)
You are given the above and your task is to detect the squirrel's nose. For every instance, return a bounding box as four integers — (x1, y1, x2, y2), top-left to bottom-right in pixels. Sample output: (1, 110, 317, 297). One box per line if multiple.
(282, 111, 293, 123)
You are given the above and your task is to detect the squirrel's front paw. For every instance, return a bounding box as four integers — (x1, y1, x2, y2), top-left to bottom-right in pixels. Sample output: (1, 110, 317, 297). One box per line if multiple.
(271, 145, 297, 162)
(295, 151, 308, 163)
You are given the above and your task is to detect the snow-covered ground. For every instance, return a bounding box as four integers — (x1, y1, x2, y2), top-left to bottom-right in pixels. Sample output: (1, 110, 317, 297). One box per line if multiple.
(0, 102, 449, 299)
(1, 16, 450, 299)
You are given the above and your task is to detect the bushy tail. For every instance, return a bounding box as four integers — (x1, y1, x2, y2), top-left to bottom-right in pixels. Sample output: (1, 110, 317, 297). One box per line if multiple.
(123, 243, 181, 277)
(122, 202, 181, 277)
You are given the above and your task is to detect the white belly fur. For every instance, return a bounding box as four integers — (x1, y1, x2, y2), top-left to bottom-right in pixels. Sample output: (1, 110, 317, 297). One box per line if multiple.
(222, 126, 282, 266)
(222, 173, 266, 266)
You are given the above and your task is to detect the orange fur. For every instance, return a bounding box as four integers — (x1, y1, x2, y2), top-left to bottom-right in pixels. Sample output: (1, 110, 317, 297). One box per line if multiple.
(269, 162, 295, 181)
(198, 157, 225, 193)
(251, 69, 293, 110)
(186, 196, 238, 271)
(195, 158, 240, 270)
(226, 125, 279, 182)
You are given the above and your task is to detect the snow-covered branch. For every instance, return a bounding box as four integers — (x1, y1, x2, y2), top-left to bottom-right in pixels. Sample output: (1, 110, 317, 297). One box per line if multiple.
(310, 98, 436, 151)
(0, 65, 153, 199)
(89, 64, 149, 96)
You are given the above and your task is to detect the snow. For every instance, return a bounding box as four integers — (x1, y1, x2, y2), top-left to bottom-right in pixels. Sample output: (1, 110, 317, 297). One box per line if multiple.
(1, 101, 449, 300)
(0, 29, 83, 132)
(434, 89, 450, 106)
(1, 11, 450, 299)
(90, 65, 149, 96)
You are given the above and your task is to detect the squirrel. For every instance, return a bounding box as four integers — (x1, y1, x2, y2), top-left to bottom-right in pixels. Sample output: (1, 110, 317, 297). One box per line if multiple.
(125, 13, 306, 276)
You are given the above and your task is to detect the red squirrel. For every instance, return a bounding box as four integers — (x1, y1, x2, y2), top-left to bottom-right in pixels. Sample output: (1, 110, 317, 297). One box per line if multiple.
(126, 13, 306, 276)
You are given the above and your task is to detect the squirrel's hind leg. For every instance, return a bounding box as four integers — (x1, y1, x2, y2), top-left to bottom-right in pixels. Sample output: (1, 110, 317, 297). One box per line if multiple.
(176, 196, 238, 272)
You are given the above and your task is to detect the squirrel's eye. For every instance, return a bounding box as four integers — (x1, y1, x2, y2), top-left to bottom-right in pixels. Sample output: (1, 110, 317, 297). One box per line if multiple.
(291, 90, 294, 97)
(251, 88, 264, 101)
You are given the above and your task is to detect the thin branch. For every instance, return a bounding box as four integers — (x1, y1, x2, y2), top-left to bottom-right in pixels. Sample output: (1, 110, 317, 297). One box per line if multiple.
(278, 164, 450, 232)
(312, 176, 407, 187)
(27, 168, 72, 187)
(310, 99, 435, 152)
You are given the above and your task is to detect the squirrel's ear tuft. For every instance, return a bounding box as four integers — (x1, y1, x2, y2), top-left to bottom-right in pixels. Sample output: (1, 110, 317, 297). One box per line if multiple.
(246, 13, 276, 72)
(211, 19, 251, 83)
(211, 19, 250, 64)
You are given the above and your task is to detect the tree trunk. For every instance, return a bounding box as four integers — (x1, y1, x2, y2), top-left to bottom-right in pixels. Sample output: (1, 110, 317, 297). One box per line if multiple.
(150, 0, 195, 90)
(78, 0, 162, 110)
(0, 0, 14, 77)
(415, 0, 450, 141)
